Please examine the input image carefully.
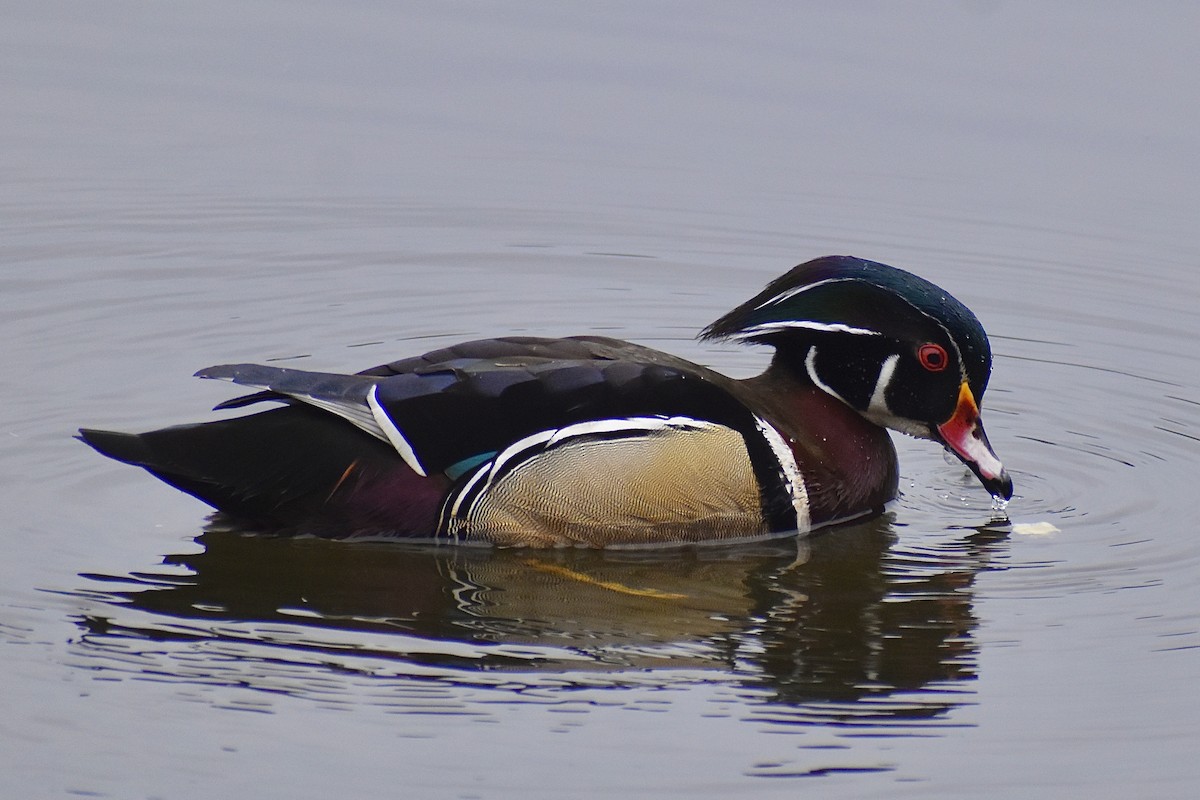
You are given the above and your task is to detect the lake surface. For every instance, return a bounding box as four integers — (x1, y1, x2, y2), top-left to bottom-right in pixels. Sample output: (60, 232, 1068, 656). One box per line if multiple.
(3, 4, 1199, 798)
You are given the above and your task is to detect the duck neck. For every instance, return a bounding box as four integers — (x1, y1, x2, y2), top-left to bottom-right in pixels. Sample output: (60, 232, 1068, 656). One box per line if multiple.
(741, 354, 899, 527)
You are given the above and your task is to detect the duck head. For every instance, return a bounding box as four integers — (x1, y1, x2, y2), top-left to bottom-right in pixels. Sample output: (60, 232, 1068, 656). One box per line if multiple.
(703, 256, 1013, 500)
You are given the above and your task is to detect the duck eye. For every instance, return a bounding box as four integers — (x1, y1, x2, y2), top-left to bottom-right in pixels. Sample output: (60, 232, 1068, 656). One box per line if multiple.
(918, 343, 948, 372)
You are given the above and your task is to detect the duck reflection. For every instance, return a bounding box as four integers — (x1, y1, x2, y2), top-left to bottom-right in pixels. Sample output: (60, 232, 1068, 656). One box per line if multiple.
(77, 515, 1007, 716)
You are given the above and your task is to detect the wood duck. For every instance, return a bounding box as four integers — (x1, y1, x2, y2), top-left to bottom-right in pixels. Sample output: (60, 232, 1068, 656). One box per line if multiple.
(79, 256, 1012, 547)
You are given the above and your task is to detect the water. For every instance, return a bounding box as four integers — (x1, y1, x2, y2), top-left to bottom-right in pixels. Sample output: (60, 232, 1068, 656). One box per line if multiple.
(3, 4, 1199, 798)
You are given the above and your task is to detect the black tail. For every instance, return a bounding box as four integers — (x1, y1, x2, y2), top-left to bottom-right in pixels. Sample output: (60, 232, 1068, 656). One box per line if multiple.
(78, 406, 399, 529)
(77, 427, 159, 469)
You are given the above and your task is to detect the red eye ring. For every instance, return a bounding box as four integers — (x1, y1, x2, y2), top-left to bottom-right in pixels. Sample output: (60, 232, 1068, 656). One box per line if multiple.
(918, 343, 949, 372)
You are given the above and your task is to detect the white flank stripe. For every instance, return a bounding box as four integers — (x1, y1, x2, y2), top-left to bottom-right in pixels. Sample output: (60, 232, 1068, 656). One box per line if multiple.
(481, 428, 556, 482)
(448, 456, 498, 518)
(452, 428, 557, 519)
(867, 353, 900, 417)
(546, 415, 714, 446)
(367, 383, 428, 477)
(754, 416, 810, 530)
(450, 416, 716, 520)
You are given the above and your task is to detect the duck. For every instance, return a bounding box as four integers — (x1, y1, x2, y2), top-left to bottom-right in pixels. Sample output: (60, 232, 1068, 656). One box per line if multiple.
(79, 255, 1013, 547)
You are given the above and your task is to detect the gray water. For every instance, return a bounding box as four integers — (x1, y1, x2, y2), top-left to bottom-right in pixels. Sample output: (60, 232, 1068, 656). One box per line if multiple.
(3, 4, 1199, 798)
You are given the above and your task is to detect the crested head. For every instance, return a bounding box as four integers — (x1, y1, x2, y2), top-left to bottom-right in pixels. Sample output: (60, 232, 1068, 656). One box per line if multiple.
(705, 256, 1012, 499)
(702, 255, 993, 402)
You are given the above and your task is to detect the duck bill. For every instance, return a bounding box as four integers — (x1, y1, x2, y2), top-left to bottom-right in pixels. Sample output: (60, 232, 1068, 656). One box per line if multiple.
(936, 382, 1013, 500)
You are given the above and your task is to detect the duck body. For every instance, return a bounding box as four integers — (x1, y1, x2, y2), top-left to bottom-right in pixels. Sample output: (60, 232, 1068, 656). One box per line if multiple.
(80, 256, 1012, 547)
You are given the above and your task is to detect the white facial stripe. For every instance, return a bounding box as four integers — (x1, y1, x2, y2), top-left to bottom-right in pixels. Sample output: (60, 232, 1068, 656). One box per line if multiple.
(368, 383, 428, 477)
(751, 277, 843, 311)
(755, 274, 973, 384)
(804, 346, 851, 407)
(733, 320, 880, 338)
(754, 416, 810, 530)
(867, 353, 900, 417)
(741, 278, 884, 339)
(882, 289, 969, 383)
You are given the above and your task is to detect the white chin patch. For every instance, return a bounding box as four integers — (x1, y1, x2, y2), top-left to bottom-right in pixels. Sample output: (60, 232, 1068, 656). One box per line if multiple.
(863, 411, 931, 440)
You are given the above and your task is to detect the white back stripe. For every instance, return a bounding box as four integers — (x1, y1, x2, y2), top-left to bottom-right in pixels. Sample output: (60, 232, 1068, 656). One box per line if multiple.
(367, 384, 428, 477)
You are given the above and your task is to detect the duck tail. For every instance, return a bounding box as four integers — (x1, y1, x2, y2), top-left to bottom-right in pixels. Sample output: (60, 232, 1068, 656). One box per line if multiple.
(77, 427, 156, 467)
(77, 406, 417, 532)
